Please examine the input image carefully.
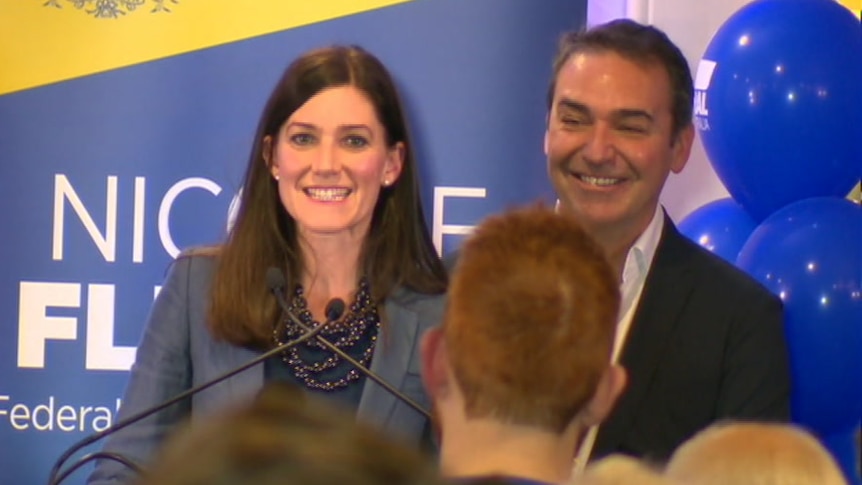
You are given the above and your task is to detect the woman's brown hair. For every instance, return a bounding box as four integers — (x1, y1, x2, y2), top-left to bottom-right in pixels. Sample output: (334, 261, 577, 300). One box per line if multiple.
(207, 45, 447, 348)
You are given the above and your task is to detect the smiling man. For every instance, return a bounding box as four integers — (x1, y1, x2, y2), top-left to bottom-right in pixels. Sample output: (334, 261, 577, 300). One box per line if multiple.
(544, 19, 791, 468)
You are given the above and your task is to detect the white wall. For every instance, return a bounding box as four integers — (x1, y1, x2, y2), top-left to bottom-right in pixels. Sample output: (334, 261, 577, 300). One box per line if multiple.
(589, 0, 751, 222)
(634, 0, 756, 222)
(586, 0, 626, 26)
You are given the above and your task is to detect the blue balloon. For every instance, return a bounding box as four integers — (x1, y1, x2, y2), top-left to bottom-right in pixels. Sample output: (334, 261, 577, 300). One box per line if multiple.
(678, 198, 757, 264)
(695, 0, 862, 221)
(737, 197, 862, 434)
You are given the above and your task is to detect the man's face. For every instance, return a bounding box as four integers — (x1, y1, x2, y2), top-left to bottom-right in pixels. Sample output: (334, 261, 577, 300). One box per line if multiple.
(545, 51, 693, 238)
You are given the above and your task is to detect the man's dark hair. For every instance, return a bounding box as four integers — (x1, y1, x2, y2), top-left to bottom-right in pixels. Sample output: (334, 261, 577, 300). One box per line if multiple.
(547, 19, 694, 138)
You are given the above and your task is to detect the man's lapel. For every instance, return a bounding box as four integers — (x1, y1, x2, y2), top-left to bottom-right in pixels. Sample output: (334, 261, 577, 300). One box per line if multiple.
(593, 218, 696, 457)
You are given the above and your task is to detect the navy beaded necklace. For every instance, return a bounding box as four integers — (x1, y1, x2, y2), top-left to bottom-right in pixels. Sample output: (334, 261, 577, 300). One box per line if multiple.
(272, 277, 380, 391)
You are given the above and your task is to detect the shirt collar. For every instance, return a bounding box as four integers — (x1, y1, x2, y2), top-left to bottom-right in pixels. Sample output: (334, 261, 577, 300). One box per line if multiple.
(621, 204, 664, 286)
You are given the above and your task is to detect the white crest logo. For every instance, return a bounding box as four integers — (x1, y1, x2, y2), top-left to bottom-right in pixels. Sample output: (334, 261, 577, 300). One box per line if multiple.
(42, 0, 181, 18)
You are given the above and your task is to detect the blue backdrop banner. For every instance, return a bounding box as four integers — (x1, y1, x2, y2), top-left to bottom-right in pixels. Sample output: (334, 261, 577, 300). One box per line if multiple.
(0, 1, 587, 483)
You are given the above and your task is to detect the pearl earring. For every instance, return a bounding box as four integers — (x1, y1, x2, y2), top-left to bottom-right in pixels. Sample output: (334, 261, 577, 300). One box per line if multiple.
(274, 175, 280, 181)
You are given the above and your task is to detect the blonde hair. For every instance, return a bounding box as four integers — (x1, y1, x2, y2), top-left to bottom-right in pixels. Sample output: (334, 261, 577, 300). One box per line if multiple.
(665, 422, 847, 485)
(137, 383, 445, 485)
(577, 455, 673, 485)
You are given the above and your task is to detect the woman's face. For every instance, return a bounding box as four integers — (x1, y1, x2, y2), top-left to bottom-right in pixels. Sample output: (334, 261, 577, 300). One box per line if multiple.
(266, 85, 404, 240)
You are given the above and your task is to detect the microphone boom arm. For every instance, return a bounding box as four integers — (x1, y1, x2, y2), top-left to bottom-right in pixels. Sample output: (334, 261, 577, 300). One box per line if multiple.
(46, 323, 328, 485)
(269, 286, 431, 421)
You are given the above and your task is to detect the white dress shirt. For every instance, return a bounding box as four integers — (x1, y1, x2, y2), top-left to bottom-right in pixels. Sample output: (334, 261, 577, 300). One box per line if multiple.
(572, 204, 665, 475)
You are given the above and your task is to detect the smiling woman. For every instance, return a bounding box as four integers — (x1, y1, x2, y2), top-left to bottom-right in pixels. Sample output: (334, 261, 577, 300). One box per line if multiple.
(87, 45, 448, 485)
(265, 85, 404, 238)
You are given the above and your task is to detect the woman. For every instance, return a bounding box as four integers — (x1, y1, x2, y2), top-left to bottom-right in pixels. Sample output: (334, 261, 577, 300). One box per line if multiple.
(88, 45, 447, 484)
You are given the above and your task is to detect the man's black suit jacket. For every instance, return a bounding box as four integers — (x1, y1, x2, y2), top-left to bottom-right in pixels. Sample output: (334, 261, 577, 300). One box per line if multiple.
(590, 215, 791, 462)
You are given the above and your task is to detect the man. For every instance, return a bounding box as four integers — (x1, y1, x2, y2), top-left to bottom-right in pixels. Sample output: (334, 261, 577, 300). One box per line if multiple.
(422, 205, 627, 485)
(544, 19, 790, 466)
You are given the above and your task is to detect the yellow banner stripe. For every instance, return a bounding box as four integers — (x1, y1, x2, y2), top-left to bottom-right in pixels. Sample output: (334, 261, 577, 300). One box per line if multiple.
(0, 0, 411, 95)
(836, 0, 861, 17)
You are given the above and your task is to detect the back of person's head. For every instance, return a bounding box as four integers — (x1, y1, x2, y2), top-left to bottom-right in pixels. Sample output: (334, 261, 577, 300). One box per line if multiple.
(136, 383, 444, 485)
(576, 455, 673, 485)
(547, 19, 693, 139)
(439, 204, 620, 433)
(664, 422, 848, 485)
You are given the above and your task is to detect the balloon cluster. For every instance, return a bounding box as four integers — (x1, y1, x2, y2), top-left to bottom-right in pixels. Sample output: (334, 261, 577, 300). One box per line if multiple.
(678, 0, 862, 481)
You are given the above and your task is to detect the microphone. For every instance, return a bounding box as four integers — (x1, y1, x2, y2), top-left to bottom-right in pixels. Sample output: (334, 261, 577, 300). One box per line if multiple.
(265, 267, 431, 421)
(46, 287, 346, 485)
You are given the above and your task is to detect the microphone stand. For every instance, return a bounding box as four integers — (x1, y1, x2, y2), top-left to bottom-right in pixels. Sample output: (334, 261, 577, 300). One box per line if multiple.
(46, 322, 329, 485)
(49, 452, 142, 485)
(50, 265, 431, 484)
(268, 284, 432, 421)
